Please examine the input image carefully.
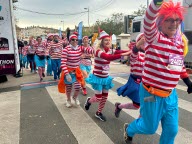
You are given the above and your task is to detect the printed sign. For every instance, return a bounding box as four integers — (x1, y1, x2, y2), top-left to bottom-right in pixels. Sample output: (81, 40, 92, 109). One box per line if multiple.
(0, 0, 20, 75)
(0, 37, 9, 50)
(0, 54, 15, 74)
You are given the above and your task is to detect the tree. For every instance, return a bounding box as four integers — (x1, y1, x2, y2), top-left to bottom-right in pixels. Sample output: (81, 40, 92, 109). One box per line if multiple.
(93, 13, 124, 35)
(132, 4, 147, 16)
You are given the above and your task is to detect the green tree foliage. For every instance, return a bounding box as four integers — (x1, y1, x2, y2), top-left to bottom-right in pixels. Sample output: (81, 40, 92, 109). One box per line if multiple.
(93, 13, 124, 35)
(132, 4, 147, 16)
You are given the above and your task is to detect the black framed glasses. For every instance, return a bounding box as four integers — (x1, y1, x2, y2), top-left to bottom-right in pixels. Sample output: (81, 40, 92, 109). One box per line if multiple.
(71, 39, 78, 42)
(165, 18, 182, 24)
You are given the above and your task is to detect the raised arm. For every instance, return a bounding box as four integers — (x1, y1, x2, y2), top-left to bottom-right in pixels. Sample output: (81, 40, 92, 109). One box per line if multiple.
(81, 45, 94, 54)
(95, 49, 131, 61)
(114, 50, 129, 54)
(144, 0, 162, 44)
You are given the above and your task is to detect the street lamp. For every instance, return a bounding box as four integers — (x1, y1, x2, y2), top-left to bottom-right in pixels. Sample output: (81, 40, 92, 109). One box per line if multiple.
(61, 21, 64, 32)
(84, 7, 90, 31)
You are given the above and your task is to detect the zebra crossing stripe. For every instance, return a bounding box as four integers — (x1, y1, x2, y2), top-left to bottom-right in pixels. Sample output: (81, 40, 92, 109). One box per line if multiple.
(0, 91, 20, 144)
(113, 77, 192, 113)
(46, 86, 114, 144)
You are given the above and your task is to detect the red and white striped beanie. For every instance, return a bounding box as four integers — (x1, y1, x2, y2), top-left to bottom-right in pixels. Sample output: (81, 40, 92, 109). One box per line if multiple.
(136, 33, 144, 43)
(82, 36, 88, 41)
(69, 34, 78, 41)
(47, 33, 53, 38)
(53, 33, 59, 37)
(99, 30, 109, 40)
(73, 32, 79, 36)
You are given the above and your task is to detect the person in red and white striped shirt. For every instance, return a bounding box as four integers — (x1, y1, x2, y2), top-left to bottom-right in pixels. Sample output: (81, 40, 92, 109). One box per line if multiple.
(80, 36, 93, 95)
(60, 34, 94, 108)
(84, 30, 131, 122)
(27, 39, 36, 73)
(124, 1, 192, 144)
(45, 33, 53, 76)
(47, 34, 64, 80)
(115, 33, 145, 118)
(34, 36, 47, 81)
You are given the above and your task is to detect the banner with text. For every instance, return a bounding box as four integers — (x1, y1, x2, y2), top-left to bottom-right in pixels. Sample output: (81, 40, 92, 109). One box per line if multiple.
(0, 0, 20, 75)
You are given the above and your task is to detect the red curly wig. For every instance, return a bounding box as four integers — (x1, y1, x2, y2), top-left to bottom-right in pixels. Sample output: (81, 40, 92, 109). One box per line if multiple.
(158, 0, 186, 25)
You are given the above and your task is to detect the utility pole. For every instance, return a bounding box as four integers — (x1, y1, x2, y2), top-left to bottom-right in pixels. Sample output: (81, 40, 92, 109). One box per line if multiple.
(84, 7, 90, 32)
(61, 21, 64, 32)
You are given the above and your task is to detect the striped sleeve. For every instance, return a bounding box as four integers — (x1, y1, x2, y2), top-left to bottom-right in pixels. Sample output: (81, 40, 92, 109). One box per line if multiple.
(61, 48, 69, 75)
(130, 51, 138, 64)
(81, 46, 94, 54)
(114, 50, 129, 54)
(144, 1, 161, 44)
(95, 50, 121, 61)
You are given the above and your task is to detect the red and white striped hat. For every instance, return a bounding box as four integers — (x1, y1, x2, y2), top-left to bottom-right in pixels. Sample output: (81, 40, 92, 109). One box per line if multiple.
(73, 31, 79, 36)
(47, 33, 53, 38)
(136, 33, 144, 43)
(69, 34, 78, 41)
(82, 36, 88, 41)
(99, 30, 109, 40)
(53, 33, 59, 37)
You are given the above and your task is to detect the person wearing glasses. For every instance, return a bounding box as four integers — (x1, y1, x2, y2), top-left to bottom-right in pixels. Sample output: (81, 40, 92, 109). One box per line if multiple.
(84, 30, 131, 122)
(59, 34, 94, 108)
(47, 33, 64, 80)
(80, 36, 93, 95)
(123, 0, 192, 144)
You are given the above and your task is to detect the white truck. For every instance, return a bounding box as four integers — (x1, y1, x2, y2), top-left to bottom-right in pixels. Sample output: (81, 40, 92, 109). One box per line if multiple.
(0, 0, 20, 76)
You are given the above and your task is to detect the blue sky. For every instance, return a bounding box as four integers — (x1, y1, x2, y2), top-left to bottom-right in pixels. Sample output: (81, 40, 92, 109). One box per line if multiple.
(14, 0, 152, 29)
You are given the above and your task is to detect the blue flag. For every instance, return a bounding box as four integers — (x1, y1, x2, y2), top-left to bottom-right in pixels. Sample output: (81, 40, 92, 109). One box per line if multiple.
(78, 21, 83, 40)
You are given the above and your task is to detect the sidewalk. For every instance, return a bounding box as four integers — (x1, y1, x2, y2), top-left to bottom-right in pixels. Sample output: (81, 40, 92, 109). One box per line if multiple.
(0, 68, 56, 90)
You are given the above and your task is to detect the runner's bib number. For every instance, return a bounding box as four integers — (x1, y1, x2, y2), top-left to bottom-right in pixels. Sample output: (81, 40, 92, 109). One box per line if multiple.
(167, 54, 184, 71)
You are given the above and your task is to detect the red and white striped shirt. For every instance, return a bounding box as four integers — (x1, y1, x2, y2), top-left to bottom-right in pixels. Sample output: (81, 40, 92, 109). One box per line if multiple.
(22, 46, 28, 56)
(61, 44, 94, 75)
(27, 45, 36, 55)
(80, 45, 93, 66)
(93, 49, 127, 78)
(48, 40, 63, 59)
(130, 51, 145, 77)
(62, 37, 69, 48)
(142, 1, 188, 90)
(34, 42, 47, 56)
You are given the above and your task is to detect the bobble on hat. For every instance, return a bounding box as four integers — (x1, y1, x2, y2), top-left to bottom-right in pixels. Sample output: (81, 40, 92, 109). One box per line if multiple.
(136, 33, 144, 43)
(69, 34, 78, 41)
(99, 29, 109, 40)
(73, 32, 79, 36)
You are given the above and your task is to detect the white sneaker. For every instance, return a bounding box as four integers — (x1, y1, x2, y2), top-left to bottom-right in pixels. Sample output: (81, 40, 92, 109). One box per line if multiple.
(66, 100, 72, 108)
(73, 98, 80, 106)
